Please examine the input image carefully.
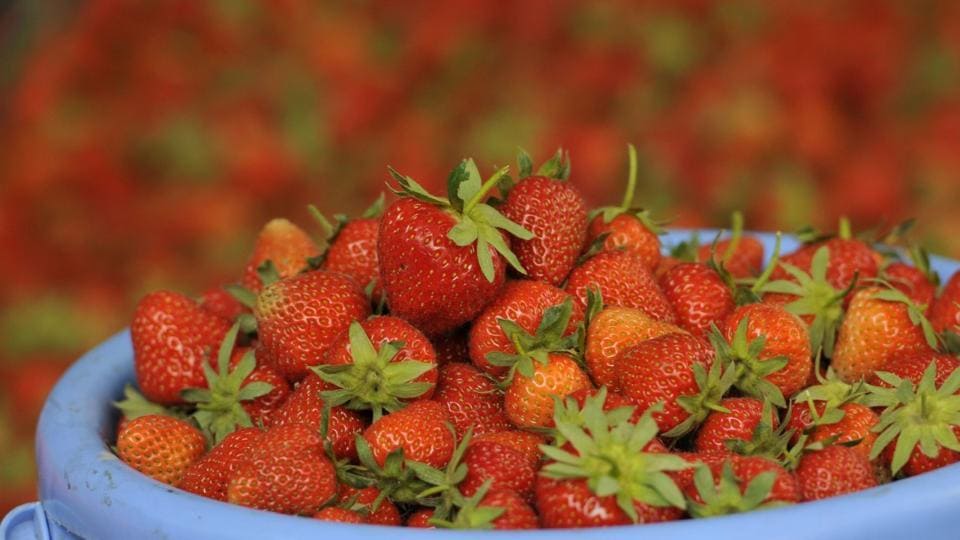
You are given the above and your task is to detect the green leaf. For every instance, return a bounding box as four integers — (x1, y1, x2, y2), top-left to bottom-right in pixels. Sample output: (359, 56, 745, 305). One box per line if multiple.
(224, 284, 257, 310)
(517, 148, 534, 178)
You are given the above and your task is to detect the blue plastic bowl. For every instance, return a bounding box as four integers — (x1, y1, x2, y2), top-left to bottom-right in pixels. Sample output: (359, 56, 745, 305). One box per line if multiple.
(4, 230, 960, 540)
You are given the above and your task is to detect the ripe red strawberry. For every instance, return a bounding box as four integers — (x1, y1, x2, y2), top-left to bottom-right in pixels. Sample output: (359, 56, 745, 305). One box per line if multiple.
(406, 508, 436, 528)
(884, 261, 937, 309)
(200, 285, 247, 321)
(773, 236, 879, 293)
(719, 303, 812, 403)
(227, 445, 337, 515)
(254, 270, 370, 381)
(131, 291, 231, 404)
(504, 353, 592, 428)
(378, 161, 532, 335)
(568, 387, 644, 423)
(698, 235, 765, 279)
(930, 271, 960, 334)
(618, 333, 725, 436)
(268, 373, 366, 460)
(313, 507, 365, 523)
(313, 197, 384, 300)
(432, 329, 469, 365)
(472, 489, 539, 530)
(362, 400, 455, 468)
(337, 485, 402, 526)
(535, 393, 687, 528)
(659, 262, 735, 339)
(315, 316, 438, 419)
(683, 455, 800, 516)
(566, 250, 676, 322)
(500, 151, 588, 286)
(833, 286, 935, 383)
(586, 144, 662, 271)
(460, 440, 537, 502)
(584, 306, 684, 391)
(694, 397, 774, 454)
(433, 362, 511, 438)
(469, 280, 583, 378)
(230, 349, 290, 427)
(785, 402, 879, 461)
(472, 430, 546, 469)
(180, 427, 265, 501)
(116, 414, 206, 486)
(795, 445, 878, 501)
(240, 218, 321, 292)
(870, 349, 960, 388)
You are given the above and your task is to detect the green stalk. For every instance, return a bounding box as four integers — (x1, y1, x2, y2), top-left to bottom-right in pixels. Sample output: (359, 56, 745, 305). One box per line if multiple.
(620, 144, 639, 210)
(463, 166, 511, 213)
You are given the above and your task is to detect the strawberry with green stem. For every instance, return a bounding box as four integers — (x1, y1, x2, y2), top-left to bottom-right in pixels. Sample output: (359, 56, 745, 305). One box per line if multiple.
(313, 317, 437, 421)
(182, 323, 275, 444)
(238, 218, 321, 293)
(930, 271, 960, 335)
(379, 160, 533, 335)
(308, 194, 385, 301)
(882, 245, 939, 309)
(433, 362, 511, 438)
(684, 458, 795, 517)
(429, 481, 539, 530)
(795, 444, 878, 501)
(772, 217, 879, 294)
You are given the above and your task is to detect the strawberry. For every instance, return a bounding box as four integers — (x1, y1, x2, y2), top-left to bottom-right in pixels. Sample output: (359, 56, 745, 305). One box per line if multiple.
(867, 362, 960, 476)
(131, 290, 232, 404)
(314, 316, 438, 419)
(930, 271, 960, 334)
(698, 236, 765, 279)
(694, 397, 775, 454)
(832, 286, 936, 383)
(406, 508, 436, 528)
(683, 456, 800, 516)
(337, 485, 402, 526)
(869, 349, 960, 388)
(500, 150, 588, 286)
(433, 362, 511, 438)
(200, 285, 247, 322)
(472, 430, 546, 469)
(434, 486, 538, 530)
(268, 373, 367, 460)
(231, 349, 290, 427)
(785, 401, 879, 461)
(116, 414, 206, 486)
(659, 262, 735, 339)
(460, 440, 537, 502)
(772, 229, 879, 293)
(536, 393, 688, 527)
(468, 280, 583, 379)
(884, 261, 937, 310)
(378, 160, 532, 335)
(795, 445, 878, 501)
(227, 445, 337, 515)
(239, 218, 321, 292)
(586, 144, 662, 271)
(716, 303, 812, 405)
(180, 427, 265, 501)
(618, 332, 731, 436)
(504, 353, 592, 428)
(433, 329, 469, 365)
(313, 507, 365, 523)
(311, 195, 384, 300)
(565, 250, 676, 323)
(361, 399, 455, 468)
(254, 270, 370, 381)
(584, 306, 684, 391)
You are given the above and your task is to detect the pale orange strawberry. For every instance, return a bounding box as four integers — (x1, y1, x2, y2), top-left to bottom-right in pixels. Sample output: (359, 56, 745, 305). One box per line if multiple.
(584, 307, 685, 391)
(116, 415, 206, 486)
(240, 218, 321, 292)
(504, 353, 592, 428)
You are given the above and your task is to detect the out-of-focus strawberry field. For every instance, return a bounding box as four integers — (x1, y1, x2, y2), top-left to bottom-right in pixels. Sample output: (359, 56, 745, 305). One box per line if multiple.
(1, 0, 960, 513)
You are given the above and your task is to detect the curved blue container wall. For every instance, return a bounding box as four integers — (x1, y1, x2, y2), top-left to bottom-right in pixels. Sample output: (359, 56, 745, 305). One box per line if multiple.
(4, 230, 960, 540)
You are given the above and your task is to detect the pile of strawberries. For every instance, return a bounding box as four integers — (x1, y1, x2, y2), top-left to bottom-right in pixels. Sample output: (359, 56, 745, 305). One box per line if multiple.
(115, 148, 960, 529)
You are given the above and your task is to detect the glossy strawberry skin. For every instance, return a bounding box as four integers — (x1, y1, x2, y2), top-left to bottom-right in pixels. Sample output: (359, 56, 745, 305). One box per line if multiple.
(587, 213, 661, 271)
(378, 197, 506, 335)
(501, 176, 588, 286)
(566, 251, 676, 323)
(504, 353, 592, 428)
(698, 235, 765, 278)
(869, 349, 960, 387)
(323, 315, 438, 398)
(131, 291, 232, 404)
(660, 263, 735, 339)
(338, 485, 402, 526)
(694, 397, 774, 454)
(472, 430, 546, 469)
(833, 287, 932, 383)
(785, 402, 879, 461)
(254, 270, 370, 381)
(323, 218, 382, 300)
(268, 373, 366, 460)
(230, 347, 290, 426)
(479, 489, 540, 530)
(116, 414, 206, 486)
(881, 426, 960, 477)
(535, 476, 682, 528)
(433, 362, 511, 438)
(682, 455, 800, 505)
(227, 445, 338, 515)
(240, 218, 321, 292)
(774, 238, 879, 292)
(618, 333, 715, 433)
(584, 307, 684, 391)
(884, 262, 936, 309)
(930, 272, 960, 333)
(180, 427, 265, 501)
(406, 508, 436, 528)
(313, 507, 365, 523)
(796, 445, 878, 501)
(469, 280, 583, 378)
(460, 440, 537, 502)
(200, 286, 247, 321)
(724, 303, 812, 398)
(362, 400, 455, 468)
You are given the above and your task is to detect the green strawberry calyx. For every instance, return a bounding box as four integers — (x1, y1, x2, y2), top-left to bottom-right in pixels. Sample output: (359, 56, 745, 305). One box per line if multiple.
(485, 298, 583, 384)
(388, 160, 533, 282)
(351, 435, 432, 505)
(181, 322, 274, 445)
(407, 426, 474, 522)
(663, 358, 738, 438)
(516, 147, 571, 181)
(687, 461, 781, 518)
(760, 245, 856, 356)
(539, 388, 690, 522)
(313, 321, 435, 422)
(709, 320, 789, 408)
(866, 361, 960, 475)
(870, 285, 941, 350)
(113, 385, 189, 422)
(428, 479, 505, 529)
(725, 401, 803, 470)
(590, 143, 666, 234)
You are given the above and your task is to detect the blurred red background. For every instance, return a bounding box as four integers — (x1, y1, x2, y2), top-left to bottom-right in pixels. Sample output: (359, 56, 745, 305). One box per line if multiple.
(2, 0, 960, 513)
